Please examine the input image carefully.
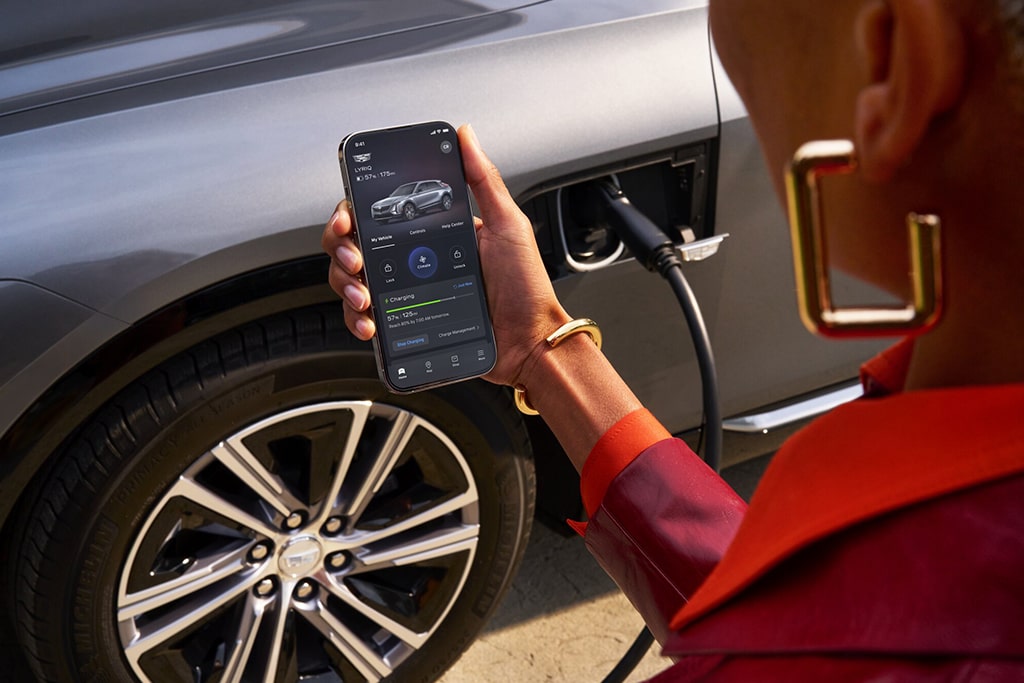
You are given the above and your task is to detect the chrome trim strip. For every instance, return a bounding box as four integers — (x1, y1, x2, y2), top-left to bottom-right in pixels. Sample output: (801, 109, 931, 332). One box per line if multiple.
(722, 382, 863, 434)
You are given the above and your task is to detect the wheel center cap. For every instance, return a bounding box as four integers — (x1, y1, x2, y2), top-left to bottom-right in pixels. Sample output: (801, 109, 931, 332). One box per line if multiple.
(278, 536, 322, 578)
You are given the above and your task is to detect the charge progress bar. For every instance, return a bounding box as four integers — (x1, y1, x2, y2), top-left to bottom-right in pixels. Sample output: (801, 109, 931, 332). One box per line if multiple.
(385, 292, 474, 314)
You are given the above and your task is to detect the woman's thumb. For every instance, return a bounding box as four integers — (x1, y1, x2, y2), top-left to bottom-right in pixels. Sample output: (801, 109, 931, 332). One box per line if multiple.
(459, 124, 518, 223)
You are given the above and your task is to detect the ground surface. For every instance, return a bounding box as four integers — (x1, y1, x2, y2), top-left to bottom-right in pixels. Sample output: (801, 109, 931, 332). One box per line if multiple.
(440, 455, 770, 683)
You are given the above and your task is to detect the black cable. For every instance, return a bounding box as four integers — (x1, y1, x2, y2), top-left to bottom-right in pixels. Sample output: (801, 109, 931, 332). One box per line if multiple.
(592, 180, 723, 682)
(600, 626, 655, 683)
(591, 178, 722, 470)
(661, 263, 722, 473)
(599, 262, 721, 683)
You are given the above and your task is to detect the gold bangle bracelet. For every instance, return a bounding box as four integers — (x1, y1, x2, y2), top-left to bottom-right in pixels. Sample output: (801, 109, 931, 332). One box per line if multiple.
(514, 318, 602, 415)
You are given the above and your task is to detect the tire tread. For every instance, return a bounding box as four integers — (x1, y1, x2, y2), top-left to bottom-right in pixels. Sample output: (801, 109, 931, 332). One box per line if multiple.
(10, 305, 534, 683)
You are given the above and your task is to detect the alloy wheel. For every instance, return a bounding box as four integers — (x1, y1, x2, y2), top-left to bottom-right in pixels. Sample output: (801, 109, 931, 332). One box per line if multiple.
(116, 400, 480, 682)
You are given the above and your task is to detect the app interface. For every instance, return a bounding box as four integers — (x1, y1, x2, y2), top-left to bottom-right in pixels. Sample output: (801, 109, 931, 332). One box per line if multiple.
(343, 123, 495, 389)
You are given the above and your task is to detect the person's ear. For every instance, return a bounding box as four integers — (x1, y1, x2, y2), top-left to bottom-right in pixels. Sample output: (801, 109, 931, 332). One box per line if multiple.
(854, 0, 966, 182)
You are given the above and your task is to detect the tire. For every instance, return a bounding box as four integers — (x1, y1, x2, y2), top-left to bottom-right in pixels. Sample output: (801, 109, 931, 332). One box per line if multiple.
(402, 203, 417, 221)
(13, 305, 534, 683)
(441, 195, 452, 212)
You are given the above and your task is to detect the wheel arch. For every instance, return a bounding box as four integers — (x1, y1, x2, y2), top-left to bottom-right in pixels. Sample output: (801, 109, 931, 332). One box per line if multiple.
(0, 252, 569, 551)
(0, 255, 346, 533)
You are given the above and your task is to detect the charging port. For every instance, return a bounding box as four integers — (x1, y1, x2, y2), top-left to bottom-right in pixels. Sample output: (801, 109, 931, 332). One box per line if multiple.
(520, 142, 713, 274)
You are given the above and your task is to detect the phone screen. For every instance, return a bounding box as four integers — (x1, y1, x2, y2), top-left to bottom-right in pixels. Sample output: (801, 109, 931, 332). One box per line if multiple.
(339, 122, 496, 392)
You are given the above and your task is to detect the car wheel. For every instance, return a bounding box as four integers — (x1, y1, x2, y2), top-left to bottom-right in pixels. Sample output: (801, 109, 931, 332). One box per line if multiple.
(441, 195, 452, 211)
(402, 203, 417, 221)
(13, 305, 534, 683)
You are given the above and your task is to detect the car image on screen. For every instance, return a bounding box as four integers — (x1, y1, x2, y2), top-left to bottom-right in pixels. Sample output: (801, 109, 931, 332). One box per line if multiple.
(372, 179, 453, 222)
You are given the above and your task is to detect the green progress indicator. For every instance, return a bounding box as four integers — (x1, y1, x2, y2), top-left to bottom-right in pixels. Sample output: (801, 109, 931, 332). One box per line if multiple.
(385, 297, 449, 314)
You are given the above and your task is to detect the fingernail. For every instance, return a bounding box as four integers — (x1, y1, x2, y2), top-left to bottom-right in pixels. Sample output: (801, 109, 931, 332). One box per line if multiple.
(355, 318, 375, 339)
(335, 246, 358, 272)
(463, 123, 479, 148)
(344, 284, 366, 310)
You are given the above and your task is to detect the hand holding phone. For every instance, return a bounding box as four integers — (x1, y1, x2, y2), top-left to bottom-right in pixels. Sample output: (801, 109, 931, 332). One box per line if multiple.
(339, 122, 497, 393)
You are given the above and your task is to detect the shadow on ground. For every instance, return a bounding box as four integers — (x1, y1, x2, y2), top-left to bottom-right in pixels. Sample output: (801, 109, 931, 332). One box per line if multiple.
(486, 452, 773, 632)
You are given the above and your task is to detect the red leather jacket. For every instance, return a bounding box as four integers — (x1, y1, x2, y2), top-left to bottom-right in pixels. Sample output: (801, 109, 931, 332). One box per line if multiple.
(582, 345, 1024, 680)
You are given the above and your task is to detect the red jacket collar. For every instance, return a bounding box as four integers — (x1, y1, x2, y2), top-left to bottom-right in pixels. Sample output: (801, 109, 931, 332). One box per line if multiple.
(671, 346, 1024, 631)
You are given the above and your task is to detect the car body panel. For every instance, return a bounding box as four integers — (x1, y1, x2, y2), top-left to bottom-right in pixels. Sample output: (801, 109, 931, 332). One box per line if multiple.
(0, 281, 95, 388)
(0, 1, 723, 446)
(0, 281, 126, 495)
(0, 0, 542, 115)
(0, 0, 886, 531)
(0, 3, 716, 314)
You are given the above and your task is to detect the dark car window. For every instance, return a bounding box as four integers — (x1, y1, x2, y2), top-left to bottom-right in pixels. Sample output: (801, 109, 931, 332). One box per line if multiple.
(391, 183, 418, 197)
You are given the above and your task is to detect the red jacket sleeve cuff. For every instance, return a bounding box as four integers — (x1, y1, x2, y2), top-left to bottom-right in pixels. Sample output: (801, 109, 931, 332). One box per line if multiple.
(580, 408, 671, 517)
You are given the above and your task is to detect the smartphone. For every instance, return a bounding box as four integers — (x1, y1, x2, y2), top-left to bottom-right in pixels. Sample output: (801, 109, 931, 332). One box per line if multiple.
(338, 121, 497, 393)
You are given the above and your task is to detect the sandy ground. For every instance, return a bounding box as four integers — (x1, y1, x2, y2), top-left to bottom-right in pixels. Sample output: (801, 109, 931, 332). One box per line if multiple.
(440, 455, 770, 683)
(439, 521, 670, 683)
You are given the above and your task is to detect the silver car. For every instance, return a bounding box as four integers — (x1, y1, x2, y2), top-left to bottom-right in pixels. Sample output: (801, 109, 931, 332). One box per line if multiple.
(0, 1, 884, 681)
(372, 180, 454, 222)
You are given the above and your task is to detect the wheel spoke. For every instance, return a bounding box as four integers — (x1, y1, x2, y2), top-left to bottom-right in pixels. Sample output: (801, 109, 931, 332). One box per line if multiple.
(341, 412, 418, 526)
(300, 601, 391, 681)
(354, 524, 479, 569)
(168, 474, 279, 539)
(219, 592, 268, 683)
(319, 574, 428, 649)
(341, 491, 478, 549)
(212, 440, 303, 517)
(121, 569, 259, 666)
(312, 402, 372, 526)
(259, 596, 291, 683)
(118, 545, 251, 620)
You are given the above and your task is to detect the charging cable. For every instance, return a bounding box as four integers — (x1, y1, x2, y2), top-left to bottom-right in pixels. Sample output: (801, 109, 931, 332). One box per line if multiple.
(585, 179, 725, 683)
(592, 179, 722, 471)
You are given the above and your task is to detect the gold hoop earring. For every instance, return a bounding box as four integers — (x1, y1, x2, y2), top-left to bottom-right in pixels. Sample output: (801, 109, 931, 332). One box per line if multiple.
(784, 139, 944, 338)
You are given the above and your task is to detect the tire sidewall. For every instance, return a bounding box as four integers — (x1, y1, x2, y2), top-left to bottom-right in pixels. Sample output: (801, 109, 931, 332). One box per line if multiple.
(49, 344, 529, 682)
